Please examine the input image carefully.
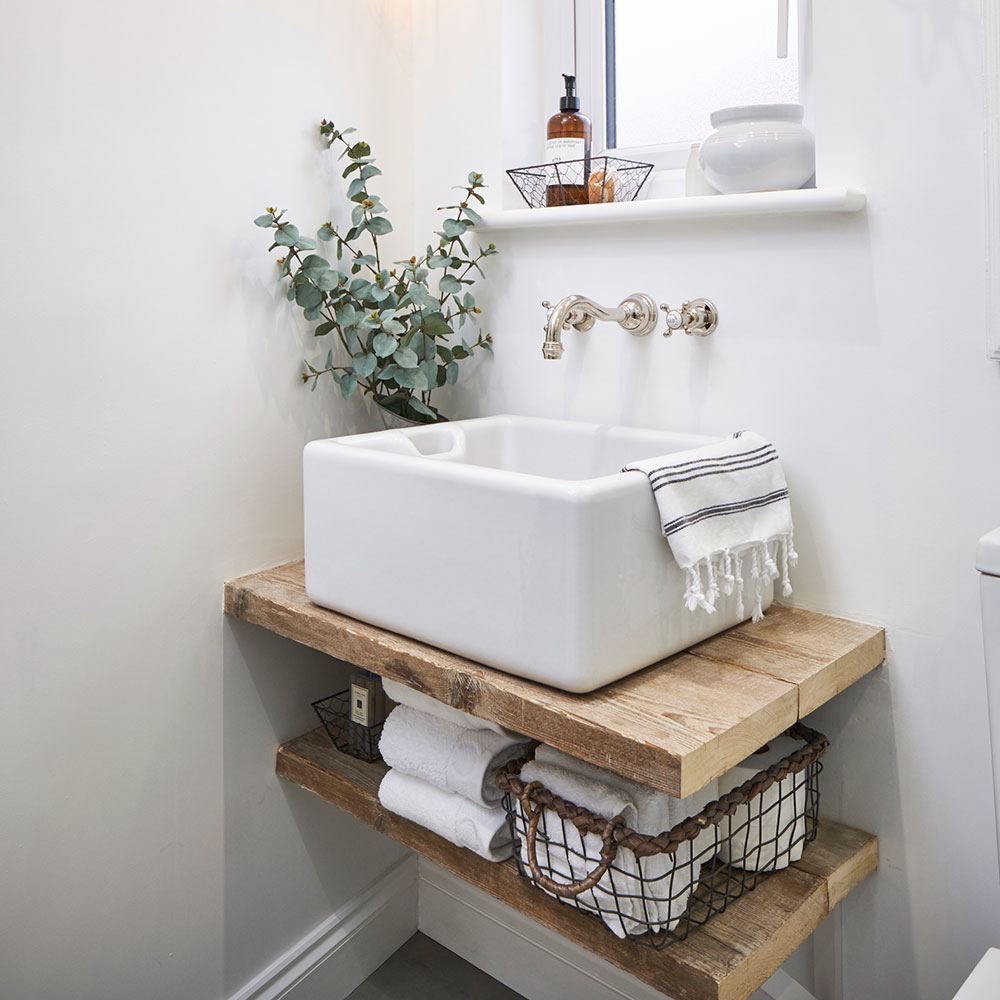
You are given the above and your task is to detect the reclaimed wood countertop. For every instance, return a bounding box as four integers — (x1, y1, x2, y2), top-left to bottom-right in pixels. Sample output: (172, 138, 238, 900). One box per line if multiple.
(225, 560, 884, 797)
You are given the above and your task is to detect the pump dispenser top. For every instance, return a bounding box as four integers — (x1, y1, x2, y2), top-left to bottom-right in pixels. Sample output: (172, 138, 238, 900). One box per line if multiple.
(560, 73, 580, 112)
(545, 71, 592, 206)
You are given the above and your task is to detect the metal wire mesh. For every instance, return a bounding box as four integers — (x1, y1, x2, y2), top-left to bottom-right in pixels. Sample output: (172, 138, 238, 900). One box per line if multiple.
(507, 155, 654, 209)
(498, 726, 825, 948)
(312, 690, 385, 763)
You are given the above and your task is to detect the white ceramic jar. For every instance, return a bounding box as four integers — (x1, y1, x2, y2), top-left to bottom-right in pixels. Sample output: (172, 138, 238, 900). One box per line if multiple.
(698, 104, 815, 195)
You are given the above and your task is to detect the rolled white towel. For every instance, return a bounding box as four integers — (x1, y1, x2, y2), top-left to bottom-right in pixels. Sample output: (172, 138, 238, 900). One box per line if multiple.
(379, 704, 531, 806)
(382, 677, 517, 737)
(716, 736, 808, 872)
(518, 759, 639, 939)
(535, 745, 691, 835)
(531, 746, 720, 933)
(378, 769, 512, 862)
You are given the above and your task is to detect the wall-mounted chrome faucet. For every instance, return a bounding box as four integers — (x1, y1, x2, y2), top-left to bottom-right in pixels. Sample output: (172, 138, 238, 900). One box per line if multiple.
(541, 294, 659, 359)
(541, 294, 717, 359)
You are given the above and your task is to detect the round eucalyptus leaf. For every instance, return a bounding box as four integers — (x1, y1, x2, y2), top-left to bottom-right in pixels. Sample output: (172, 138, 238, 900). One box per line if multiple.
(295, 283, 324, 309)
(352, 353, 378, 379)
(392, 346, 420, 369)
(340, 373, 358, 399)
(372, 331, 398, 358)
(274, 224, 300, 247)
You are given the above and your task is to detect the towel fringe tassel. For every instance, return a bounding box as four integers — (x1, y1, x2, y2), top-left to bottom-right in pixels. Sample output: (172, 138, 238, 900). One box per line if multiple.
(683, 533, 795, 623)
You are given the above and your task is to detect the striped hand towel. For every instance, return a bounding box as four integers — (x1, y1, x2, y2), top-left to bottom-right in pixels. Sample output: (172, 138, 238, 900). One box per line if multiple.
(624, 431, 797, 621)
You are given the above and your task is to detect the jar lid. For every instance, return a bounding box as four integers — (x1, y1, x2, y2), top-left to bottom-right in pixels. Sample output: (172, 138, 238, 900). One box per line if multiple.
(710, 103, 804, 129)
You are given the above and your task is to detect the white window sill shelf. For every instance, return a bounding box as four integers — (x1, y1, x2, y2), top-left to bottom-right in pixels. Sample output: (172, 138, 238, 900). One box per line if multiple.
(476, 187, 866, 232)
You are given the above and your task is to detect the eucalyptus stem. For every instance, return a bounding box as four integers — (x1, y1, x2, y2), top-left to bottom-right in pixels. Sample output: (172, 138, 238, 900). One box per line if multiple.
(255, 122, 497, 424)
(326, 225, 380, 277)
(368, 218, 381, 272)
(438, 183, 477, 308)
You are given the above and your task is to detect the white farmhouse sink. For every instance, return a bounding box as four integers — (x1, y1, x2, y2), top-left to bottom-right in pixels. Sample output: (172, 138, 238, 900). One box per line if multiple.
(303, 415, 771, 692)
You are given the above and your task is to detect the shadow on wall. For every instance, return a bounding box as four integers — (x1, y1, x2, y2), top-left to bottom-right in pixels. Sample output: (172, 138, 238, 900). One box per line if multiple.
(235, 232, 378, 442)
(808, 661, 917, 998)
(446, 210, 877, 439)
(222, 618, 408, 996)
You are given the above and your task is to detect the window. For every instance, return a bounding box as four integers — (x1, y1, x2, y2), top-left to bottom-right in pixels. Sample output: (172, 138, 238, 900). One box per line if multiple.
(574, 0, 807, 169)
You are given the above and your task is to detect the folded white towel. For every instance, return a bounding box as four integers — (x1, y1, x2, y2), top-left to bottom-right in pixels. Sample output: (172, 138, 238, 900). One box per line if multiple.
(529, 746, 720, 934)
(381, 678, 516, 737)
(518, 759, 640, 938)
(716, 736, 808, 872)
(378, 769, 513, 862)
(379, 704, 531, 806)
(624, 430, 797, 621)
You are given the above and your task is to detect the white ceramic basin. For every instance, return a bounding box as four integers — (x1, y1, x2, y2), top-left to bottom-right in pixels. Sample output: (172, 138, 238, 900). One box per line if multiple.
(303, 415, 771, 692)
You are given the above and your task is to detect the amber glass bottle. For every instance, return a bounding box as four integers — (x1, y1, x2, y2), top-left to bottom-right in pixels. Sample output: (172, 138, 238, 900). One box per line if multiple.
(546, 74, 592, 207)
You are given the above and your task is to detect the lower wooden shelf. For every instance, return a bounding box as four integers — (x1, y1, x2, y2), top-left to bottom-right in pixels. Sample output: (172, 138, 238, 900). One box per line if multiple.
(277, 728, 878, 1000)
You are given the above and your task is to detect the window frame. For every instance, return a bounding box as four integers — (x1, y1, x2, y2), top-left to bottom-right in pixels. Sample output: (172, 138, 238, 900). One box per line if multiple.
(570, 0, 813, 173)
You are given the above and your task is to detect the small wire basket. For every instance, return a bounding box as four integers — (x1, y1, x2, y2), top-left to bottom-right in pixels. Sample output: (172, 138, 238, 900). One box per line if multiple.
(312, 689, 386, 763)
(507, 155, 654, 209)
(496, 723, 827, 949)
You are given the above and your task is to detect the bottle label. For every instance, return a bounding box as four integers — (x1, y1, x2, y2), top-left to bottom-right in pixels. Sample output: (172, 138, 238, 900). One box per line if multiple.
(350, 683, 370, 726)
(545, 137, 586, 185)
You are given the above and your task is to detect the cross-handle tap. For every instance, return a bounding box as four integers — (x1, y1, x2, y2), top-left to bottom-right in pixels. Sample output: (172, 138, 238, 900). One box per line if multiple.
(660, 298, 719, 337)
(541, 293, 659, 359)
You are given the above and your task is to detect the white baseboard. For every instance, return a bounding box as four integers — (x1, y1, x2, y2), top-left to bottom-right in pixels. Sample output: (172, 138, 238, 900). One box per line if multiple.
(228, 854, 419, 1000)
(227, 850, 817, 1000)
(756, 970, 818, 1000)
(417, 859, 813, 1000)
(417, 858, 667, 1000)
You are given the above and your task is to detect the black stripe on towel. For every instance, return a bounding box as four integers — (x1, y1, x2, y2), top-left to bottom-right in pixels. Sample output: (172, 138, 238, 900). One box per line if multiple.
(662, 489, 790, 537)
(650, 452, 779, 490)
(661, 487, 789, 532)
(639, 442, 773, 478)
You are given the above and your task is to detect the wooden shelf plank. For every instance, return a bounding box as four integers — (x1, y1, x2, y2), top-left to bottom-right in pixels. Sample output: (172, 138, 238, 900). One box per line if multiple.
(226, 561, 884, 797)
(277, 728, 878, 1000)
(687, 605, 886, 717)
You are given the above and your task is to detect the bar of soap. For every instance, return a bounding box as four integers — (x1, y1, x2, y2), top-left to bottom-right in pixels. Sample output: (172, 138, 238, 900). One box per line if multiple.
(588, 168, 617, 203)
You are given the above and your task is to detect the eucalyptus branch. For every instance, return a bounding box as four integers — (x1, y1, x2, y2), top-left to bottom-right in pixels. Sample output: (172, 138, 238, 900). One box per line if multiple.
(254, 121, 497, 424)
(442, 249, 490, 322)
(320, 302, 354, 358)
(437, 181, 479, 307)
(321, 223, 380, 278)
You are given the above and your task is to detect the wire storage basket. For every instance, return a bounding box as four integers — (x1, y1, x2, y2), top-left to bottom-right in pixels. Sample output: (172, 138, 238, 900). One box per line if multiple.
(495, 723, 828, 949)
(507, 155, 654, 209)
(312, 677, 388, 763)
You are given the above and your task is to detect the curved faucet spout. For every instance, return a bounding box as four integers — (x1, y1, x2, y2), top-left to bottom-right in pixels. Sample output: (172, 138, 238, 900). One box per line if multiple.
(542, 296, 602, 359)
(542, 293, 659, 359)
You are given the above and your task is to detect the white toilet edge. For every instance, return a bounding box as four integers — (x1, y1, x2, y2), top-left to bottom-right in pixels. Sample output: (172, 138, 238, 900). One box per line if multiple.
(978, 526, 1000, 576)
(953, 948, 1000, 999)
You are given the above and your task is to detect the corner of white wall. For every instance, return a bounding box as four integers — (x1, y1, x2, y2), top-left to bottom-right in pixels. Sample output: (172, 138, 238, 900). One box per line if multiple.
(228, 855, 418, 1000)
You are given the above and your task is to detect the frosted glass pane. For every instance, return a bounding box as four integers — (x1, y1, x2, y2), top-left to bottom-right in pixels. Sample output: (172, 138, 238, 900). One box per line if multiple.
(611, 0, 799, 149)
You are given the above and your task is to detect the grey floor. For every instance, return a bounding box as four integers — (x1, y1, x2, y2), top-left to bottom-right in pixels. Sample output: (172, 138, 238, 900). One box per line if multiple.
(346, 932, 526, 1000)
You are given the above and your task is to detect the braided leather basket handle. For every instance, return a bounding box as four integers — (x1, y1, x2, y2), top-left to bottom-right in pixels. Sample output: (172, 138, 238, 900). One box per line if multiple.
(519, 783, 625, 898)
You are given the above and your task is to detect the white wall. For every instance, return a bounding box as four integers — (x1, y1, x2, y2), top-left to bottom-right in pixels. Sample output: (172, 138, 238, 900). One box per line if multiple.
(0, 2, 412, 998)
(409, 1, 1000, 997)
(5, 2, 1000, 999)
